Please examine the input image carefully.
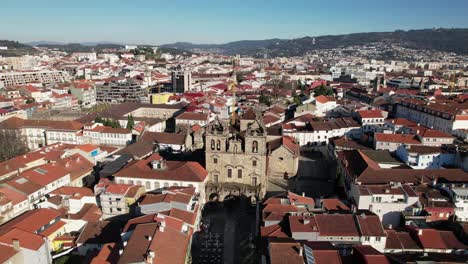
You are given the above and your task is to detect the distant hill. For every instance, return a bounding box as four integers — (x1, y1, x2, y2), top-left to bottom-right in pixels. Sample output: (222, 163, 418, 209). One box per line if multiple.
(34, 43, 124, 52)
(0, 40, 38, 57)
(160, 28, 468, 57)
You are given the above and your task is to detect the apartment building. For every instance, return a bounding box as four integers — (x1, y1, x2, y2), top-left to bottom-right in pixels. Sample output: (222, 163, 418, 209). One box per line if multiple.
(283, 115, 360, 146)
(395, 98, 468, 135)
(96, 81, 148, 104)
(114, 153, 208, 195)
(81, 123, 132, 146)
(0, 70, 70, 87)
(69, 83, 97, 108)
(97, 183, 145, 218)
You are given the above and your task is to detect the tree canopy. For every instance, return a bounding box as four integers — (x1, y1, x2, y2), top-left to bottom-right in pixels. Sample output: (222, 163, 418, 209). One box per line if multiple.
(313, 85, 334, 97)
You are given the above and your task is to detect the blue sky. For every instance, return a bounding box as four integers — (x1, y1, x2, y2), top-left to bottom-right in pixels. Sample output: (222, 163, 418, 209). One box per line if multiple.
(1, 0, 468, 44)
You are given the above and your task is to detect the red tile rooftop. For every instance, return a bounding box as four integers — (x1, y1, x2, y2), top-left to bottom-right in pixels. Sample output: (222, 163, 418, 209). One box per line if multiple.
(357, 109, 384, 119)
(0, 228, 45, 251)
(374, 133, 421, 144)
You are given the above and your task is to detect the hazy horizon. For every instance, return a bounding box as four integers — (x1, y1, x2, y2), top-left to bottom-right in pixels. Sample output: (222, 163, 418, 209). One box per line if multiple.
(2, 0, 468, 45)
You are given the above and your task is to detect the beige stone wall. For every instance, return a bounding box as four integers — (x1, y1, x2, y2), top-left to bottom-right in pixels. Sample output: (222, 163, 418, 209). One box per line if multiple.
(205, 128, 268, 190)
(268, 146, 299, 177)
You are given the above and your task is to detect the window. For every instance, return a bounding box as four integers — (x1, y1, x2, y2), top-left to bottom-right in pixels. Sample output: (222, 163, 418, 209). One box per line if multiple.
(238, 169, 242, 178)
(252, 177, 257, 186)
(252, 160, 257, 167)
(214, 174, 219, 183)
(375, 196, 382, 202)
(214, 158, 218, 164)
(364, 236, 370, 241)
(376, 237, 381, 242)
(154, 182, 160, 189)
(252, 141, 258, 153)
(216, 140, 221, 150)
(227, 169, 232, 178)
(211, 139, 215, 150)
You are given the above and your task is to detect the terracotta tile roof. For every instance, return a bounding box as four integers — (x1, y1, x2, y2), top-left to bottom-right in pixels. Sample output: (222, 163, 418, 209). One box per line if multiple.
(0, 244, 19, 263)
(415, 229, 467, 250)
(260, 223, 290, 238)
(114, 156, 207, 183)
(39, 220, 65, 237)
(67, 203, 102, 222)
(0, 187, 28, 205)
(353, 245, 390, 264)
(0, 151, 45, 177)
(90, 242, 122, 264)
(264, 204, 299, 214)
(0, 117, 83, 131)
(321, 198, 350, 211)
(419, 129, 453, 139)
(168, 208, 197, 226)
(114, 140, 154, 159)
(56, 153, 94, 182)
(355, 214, 385, 237)
(303, 242, 342, 264)
(18, 163, 70, 187)
(76, 144, 99, 153)
(287, 191, 314, 207)
(101, 127, 131, 134)
(117, 223, 158, 264)
(0, 208, 61, 233)
(374, 133, 421, 144)
(268, 136, 300, 157)
(0, 228, 45, 251)
(269, 242, 304, 264)
(315, 95, 335, 104)
(357, 109, 383, 119)
(289, 215, 318, 233)
(148, 223, 191, 264)
(76, 221, 122, 245)
(175, 112, 208, 121)
(141, 131, 187, 145)
(315, 214, 359, 237)
(241, 108, 256, 120)
(51, 186, 94, 198)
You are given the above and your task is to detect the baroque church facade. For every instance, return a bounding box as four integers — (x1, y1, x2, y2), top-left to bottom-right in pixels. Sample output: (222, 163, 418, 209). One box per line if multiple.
(205, 117, 268, 200)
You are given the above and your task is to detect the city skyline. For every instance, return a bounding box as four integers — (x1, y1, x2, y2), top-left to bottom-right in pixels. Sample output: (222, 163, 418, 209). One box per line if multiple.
(2, 0, 468, 45)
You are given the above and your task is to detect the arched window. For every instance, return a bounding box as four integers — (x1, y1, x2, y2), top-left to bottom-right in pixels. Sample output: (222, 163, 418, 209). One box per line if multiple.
(216, 140, 221, 150)
(211, 139, 215, 150)
(234, 145, 238, 154)
(252, 141, 258, 153)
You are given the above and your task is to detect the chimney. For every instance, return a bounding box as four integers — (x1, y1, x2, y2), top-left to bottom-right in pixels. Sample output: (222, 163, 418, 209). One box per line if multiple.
(159, 221, 166, 232)
(119, 249, 123, 255)
(12, 239, 20, 250)
(303, 217, 310, 225)
(388, 224, 393, 229)
(302, 192, 305, 197)
(146, 250, 155, 264)
(418, 229, 423, 236)
(299, 247, 303, 256)
(147, 235, 152, 241)
(123, 241, 127, 247)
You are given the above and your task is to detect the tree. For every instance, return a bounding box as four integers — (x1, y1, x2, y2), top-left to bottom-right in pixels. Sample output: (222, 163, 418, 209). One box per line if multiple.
(293, 95, 302, 105)
(95, 116, 103, 123)
(0, 130, 29, 161)
(313, 85, 334, 97)
(126, 115, 135, 130)
(25, 98, 35, 104)
(259, 94, 272, 106)
(111, 119, 121, 128)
